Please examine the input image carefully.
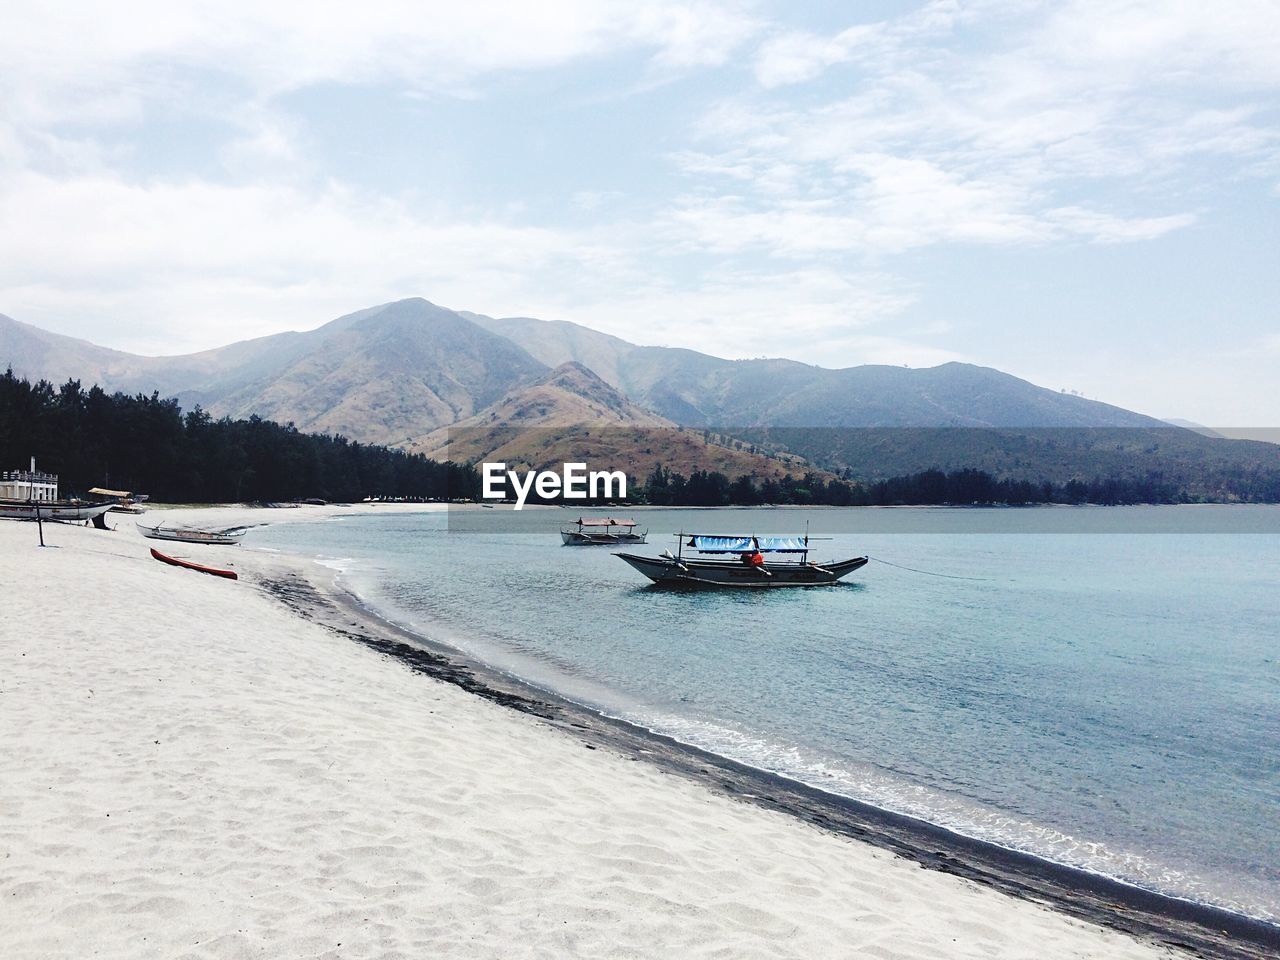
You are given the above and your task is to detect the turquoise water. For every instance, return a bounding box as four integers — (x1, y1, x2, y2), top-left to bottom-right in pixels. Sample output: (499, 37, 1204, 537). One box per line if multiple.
(250, 506, 1280, 922)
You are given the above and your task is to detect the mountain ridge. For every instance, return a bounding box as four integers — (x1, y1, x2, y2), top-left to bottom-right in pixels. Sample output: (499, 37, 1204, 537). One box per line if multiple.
(6, 300, 1173, 439)
(468, 311, 1164, 430)
(9, 299, 1280, 497)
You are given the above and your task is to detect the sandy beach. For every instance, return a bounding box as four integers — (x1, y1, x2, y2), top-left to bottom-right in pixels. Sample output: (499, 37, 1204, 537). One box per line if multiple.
(0, 507, 1226, 958)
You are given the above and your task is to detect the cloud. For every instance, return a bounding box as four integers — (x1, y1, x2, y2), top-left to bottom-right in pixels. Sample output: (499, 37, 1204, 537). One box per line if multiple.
(0, 167, 941, 371)
(754, 1, 1280, 92)
(541, 264, 940, 367)
(661, 154, 1197, 256)
(751, 0, 1008, 89)
(0, 1, 759, 129)
(753, 26, 880, 89)
(0, 170, 592, 351)
(673, 0, 1280, 261)
(1046, 207, 1196, 244)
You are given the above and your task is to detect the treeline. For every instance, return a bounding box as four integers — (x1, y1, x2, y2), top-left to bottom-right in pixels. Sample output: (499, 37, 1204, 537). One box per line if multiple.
(0, 371, 478, 502)
(5, 370, 1268, 507)
(641, 466, 1189, 506)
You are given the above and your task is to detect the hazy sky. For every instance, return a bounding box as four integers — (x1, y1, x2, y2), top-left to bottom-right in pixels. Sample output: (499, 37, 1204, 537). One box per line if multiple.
(2, 1, 1277, 423)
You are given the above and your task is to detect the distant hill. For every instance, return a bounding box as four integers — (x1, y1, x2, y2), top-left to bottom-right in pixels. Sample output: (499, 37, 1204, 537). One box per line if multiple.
(206, 299, 547, 444)
(0, 312, 195, 397)
(407, 361, 814, 480)
(468, 313, 1164, 429)
(8, 297, 1280, 500)
(726, 425, 1280, 499)
(1162, 419, 1229, 439)
(8, 299, 1172, 446)
(407, 360, 671, 447)
(3, 300, 549, 445)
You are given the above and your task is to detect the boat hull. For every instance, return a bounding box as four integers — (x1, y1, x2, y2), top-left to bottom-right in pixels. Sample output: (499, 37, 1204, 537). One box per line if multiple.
(562, 530, 647, 545)
(615, 553, 868, 588)
(137, 522, 244, 545)
(149, 547, 238, 580)
(0, 500, 114, 522)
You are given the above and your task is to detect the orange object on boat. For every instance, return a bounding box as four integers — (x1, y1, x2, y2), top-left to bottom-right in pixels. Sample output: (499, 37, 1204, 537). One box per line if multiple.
(149, 547, 238, 580)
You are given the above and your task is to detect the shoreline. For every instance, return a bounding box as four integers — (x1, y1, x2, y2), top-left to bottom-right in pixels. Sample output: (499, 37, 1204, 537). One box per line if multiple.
(237, 508, 1277, 959)
(5, 504, 1275, 958)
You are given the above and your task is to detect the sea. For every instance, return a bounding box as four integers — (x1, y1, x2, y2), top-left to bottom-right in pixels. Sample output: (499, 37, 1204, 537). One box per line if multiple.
(248, 505, 1280, 924)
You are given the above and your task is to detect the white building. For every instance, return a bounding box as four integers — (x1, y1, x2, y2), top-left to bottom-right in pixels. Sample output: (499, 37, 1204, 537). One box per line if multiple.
(0, 458, 59, 501)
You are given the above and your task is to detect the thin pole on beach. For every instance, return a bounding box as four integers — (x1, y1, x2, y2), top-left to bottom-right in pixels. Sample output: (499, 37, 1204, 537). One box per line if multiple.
(35, 500, 45, 547)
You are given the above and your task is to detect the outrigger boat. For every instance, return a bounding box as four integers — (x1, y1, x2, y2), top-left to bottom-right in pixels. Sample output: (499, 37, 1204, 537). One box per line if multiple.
(616, 533, 868, 588)
(561, 517, 647, 546)
(1, 464, 114, 525)
(0, 499, 114, 525)
(136, 521, 247, 545)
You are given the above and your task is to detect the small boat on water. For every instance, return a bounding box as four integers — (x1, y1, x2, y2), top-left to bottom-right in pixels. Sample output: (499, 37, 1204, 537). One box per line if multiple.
(616, 533, 868, 588)
(137, 521, 247, 545)
(561, 517, 647, 545)
(149, 547, 238, 580)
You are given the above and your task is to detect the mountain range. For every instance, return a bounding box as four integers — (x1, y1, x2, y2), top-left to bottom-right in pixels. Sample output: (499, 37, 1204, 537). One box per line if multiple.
(464, 312, 1163, 430)
(4, 297, 1279, 494)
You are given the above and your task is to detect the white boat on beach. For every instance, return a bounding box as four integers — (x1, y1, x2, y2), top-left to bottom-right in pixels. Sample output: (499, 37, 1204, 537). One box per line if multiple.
(616, 533, 868, 588)
(136, 521, 247, 545)
(0, 463, 114, 525)
(0, 498, 115, 523)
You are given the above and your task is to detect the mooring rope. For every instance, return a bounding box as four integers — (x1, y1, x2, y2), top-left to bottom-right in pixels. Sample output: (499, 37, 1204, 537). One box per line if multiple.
(867, 556, 994, 581)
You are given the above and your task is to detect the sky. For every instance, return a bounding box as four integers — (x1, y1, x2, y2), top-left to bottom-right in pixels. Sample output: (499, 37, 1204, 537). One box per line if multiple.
(1, 0, 1277, 424)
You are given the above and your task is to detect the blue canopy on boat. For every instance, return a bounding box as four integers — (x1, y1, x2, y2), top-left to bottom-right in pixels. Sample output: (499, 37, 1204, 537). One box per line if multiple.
(688, 536, 808, 554)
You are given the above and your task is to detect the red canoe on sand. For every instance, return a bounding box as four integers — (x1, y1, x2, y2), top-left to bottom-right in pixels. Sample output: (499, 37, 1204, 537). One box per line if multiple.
(150, 547, 238, 580)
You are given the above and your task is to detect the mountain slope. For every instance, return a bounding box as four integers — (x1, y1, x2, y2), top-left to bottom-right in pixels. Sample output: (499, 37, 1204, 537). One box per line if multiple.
(3, 300, 549, 444)
(7, 303, 1170, 438)
(467, 313, 1165, 429)
(209, 299, 547, 443)
(0, 313, 183, 395)
(461, 313, 639, 391)
(405, 361, 813, 480)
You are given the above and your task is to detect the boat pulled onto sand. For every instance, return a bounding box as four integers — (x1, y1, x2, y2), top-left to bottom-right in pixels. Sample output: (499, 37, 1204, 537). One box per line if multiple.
(0, 499, 114, 524)
(137, 521, 247, 545)
(149, 547, 238, 580)
(616, 533, 867, 588)
(1, 465, 114, 525)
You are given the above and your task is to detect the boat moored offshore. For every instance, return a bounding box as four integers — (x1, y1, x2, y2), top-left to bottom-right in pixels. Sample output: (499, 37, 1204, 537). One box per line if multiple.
(561, 517, 647, 545)
(616, 533, 867, 588)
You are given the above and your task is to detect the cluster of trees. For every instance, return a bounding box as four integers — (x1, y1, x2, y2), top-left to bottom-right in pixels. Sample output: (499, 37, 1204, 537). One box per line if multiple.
(0, 372, 478, 502)
(641, 465, 1190, 507)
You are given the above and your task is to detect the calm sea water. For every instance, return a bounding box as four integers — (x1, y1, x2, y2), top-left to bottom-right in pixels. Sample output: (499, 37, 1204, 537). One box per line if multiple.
(250, 506, 1280, 922)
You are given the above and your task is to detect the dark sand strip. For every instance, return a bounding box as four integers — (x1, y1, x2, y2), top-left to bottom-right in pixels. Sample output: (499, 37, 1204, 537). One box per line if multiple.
(256, 566, 1280, 960)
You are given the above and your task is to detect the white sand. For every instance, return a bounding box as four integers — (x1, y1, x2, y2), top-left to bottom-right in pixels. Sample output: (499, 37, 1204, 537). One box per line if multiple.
(0, 512, 1174, 959)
